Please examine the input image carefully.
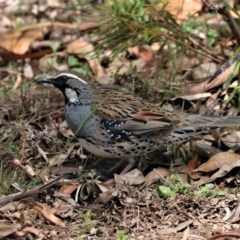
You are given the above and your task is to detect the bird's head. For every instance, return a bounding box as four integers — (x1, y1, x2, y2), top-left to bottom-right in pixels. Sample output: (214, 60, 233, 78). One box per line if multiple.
(37, 71, 93, 105)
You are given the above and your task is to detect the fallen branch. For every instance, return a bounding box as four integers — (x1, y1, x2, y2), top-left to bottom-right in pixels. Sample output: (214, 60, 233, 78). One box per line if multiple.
(0, 176, 61, 207)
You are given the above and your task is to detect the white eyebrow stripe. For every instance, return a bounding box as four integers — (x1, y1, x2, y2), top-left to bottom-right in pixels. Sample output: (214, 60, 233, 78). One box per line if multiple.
(56, 73, 87, 84)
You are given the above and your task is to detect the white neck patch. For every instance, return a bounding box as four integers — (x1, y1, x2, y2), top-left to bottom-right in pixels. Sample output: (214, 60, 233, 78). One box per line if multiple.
(56, 73, 87, 84)
(65, 88, 79, 103)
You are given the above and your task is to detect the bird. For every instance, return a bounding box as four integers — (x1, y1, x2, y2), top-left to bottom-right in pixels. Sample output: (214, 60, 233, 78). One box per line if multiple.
(37, 71, 240, 176)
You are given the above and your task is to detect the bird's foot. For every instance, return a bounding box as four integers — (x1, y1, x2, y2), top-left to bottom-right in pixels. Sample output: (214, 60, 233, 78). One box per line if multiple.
(96, 163, 116, 178)
(96, 158, 136, 178)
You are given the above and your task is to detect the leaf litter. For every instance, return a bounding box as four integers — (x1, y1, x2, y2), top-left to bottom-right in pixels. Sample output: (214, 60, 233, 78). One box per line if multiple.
(1, 0, 240, 239)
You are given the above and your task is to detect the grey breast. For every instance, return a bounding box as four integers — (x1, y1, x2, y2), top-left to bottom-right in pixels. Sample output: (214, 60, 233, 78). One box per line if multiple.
(65, 104, 97, 137)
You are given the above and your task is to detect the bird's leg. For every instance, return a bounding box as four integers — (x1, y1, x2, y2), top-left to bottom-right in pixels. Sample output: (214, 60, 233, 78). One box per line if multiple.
(97, 158, 135, 178)
(120, 158, 136, 174)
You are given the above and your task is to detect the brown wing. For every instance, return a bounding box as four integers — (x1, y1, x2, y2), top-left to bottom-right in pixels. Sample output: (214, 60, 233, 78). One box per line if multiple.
(92, 87, 181, 135)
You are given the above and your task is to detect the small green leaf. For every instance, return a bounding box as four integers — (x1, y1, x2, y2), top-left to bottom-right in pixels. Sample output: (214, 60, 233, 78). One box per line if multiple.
(68, 56, 80, 67)
(203, 183, 215, 190)
(49, 42, 61, 52)
(196, 183, 214, 195)
(207, 190, 228, 199)
(158, 186, 176, 199)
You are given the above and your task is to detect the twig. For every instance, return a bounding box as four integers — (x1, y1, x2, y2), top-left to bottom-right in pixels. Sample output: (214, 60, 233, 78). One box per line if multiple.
(210, 3, 240, 46)
(0, 176, 61, 207)
(153, 168, 176, 191)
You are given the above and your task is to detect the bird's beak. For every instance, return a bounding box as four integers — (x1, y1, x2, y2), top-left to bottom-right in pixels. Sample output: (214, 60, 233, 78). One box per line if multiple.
(37, 76, 54, 84)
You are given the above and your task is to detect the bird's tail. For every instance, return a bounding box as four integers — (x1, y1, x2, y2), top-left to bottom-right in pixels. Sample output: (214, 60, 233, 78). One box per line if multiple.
(159, 114, 240, 145)
(178, 114, 240, 128)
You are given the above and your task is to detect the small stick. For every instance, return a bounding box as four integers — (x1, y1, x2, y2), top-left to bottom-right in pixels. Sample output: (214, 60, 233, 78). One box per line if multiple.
(0, 176, 61, 207)
(210, 3, 240, 46)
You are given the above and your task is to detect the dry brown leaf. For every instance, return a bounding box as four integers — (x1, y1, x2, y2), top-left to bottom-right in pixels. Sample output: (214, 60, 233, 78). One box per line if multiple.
(222, 80, 238, 95)
(158, 0, 202, 22)
(210, 160, 240, 181)
(1, 29, 44, 55)
(48, 144, 75, 166)
(182, 226, 190, 240)
(48, 153, 69, 166)
(144, 167, 170, 187)
(78, 182, 94, 201)
(16, 226, 47, 238)
(194, 152, 240, 173)
(0, 221, 21, 239)
(188, 155, 199, 176)
(207, 228, 240, 240)
(66, 40, 105, 77)
(12, 74, 22, 89)
(128, 45, 157, 78)
(21, 198, 65, 227)
(176, 93, 212, 101)
(96, 188, 118, 203)
(0, 211, 21, 219)
(129, 45, 155, 62)
(52, 199, 74, 218)
(0, 202, 25, 212)
(37, 146, 48, 162)
(115, 169, 145, 187)
(36, 166, 51, 181)
(60, 128, 74, 138)
(205, 90, 221, 110)
(184, 54, 240, 95)
(95, 181, 111, 193)
(59, 184, 79, 195)
(220, 130, 240, 148)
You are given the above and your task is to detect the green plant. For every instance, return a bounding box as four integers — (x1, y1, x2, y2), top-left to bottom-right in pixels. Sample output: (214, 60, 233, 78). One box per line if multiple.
(158, 177, 228, 200)
(87, 0, 194, 99)
(68, 56, 91, 77)
(21, 82, 31, 91)
(47, 42, 61, 69)
(117, 230, 128, 240)
(195, 183, 228, 199)
(214, 50, 240, 110)
(26, 177, 43, 188)
(0, 163, 26, 195)
(49, 42, 61, 53)
(93, 0, 185, 58)
(158, 185, 176, 199)
(66, 0, 92, 9)
(158, 174, 191, 199)
(77, 210, 97, 239)
(195, 183, 215, 195)
(5, 138, 20, 159)
(181, 18, 219, 47)
(47, 56, 58, 67)
(14, 21, 24, 29)
(17, 1, 28, 15)
(167, 143, 182, 159)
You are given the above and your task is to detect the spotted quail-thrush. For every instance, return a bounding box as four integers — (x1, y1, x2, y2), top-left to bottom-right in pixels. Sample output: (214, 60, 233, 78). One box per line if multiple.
(38, 71, 240, 175)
